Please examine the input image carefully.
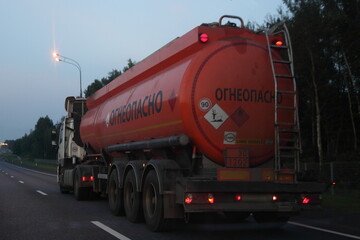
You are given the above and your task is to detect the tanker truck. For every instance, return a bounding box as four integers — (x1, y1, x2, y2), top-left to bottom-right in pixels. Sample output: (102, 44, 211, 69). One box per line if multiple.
(55, 16, 325, 231)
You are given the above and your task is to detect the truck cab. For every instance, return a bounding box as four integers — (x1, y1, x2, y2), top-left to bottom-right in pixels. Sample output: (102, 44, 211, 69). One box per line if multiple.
(57, 97, 87, 192)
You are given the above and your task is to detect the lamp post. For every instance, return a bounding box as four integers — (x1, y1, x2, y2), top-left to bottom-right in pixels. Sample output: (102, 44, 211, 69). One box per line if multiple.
(52, 51, 83, 98)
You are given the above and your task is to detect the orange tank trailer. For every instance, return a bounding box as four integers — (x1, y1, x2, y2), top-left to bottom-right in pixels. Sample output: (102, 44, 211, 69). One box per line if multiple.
(80, 23, 293, 167)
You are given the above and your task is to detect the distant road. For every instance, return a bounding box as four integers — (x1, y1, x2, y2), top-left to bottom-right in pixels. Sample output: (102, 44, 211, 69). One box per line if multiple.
(1, 158, 359, 240)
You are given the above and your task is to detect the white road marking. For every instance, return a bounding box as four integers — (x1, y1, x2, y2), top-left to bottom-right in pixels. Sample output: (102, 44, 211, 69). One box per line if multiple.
(2, 163, 56, 177)
(91, 221, 132, 240)
(36, 190, 48, 196)
(19, 181, 24, 184)
(5, 172, 8, 175)
(289, 221, 360, 239)
(10, 176, 14, 178)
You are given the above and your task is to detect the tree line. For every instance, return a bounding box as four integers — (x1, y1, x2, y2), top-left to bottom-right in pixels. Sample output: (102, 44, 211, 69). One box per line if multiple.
(5, 0, 360, 167)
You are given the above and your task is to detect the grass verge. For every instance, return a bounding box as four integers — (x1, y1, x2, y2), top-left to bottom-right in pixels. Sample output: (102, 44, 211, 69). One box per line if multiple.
(0, 152, 57, 171)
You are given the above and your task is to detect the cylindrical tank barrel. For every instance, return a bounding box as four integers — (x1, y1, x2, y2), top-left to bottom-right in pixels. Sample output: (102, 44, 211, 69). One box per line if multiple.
(80, 25, 293, 167)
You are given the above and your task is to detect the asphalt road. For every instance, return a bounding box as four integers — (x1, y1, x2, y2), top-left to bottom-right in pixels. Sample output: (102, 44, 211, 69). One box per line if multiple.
(1, 158, 360, 240)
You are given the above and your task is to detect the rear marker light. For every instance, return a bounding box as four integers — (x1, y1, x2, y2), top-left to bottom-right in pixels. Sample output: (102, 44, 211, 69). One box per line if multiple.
(272, 195, 278, 201)
(235, 194, 242, 201)
(199, 33, 209, 43)
(208, 193, 214, 204)
(81, 176, 94, 182)
(185, 193, 193, 204)
(275, 40, 283, 46)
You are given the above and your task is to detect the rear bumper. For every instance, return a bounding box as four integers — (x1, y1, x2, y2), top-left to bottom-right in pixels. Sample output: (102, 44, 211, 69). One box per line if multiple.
(176, 178, 326, 213)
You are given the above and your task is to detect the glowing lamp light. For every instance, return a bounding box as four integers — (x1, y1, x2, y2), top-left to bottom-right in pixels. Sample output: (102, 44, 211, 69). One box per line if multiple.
(235, 194, 242, 201)
(185, 193, 193, 204)
(208, 193, 215, 204)
(90, 176, 94, 182)
(199, 33, 209, 43)
(275, 40, 283, 46)
(272, 195, 278, 201)
(302, 197, 310, 204)
(82, 176, 86, 182)
(55, 57, 61, 62)
(52, 51, 59, 57)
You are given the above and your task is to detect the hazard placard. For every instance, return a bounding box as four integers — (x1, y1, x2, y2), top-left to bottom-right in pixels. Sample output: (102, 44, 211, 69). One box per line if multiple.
(204, 104, 229, 129)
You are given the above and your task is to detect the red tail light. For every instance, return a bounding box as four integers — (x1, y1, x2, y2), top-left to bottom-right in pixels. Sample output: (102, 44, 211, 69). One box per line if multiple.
(185, 193, 193, 204)
(208, 193, 214, 204)
(275, 40, 283, 46)
(235, 194, 242, 201)
(81, 176, 94, 182)
(302, 197, 310, 204)
(199, 33, 209, 43)
(272, 195, 278, 201)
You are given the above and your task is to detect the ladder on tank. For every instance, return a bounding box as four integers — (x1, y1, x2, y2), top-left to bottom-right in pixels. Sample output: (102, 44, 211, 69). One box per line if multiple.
(265, 22, 301, 179)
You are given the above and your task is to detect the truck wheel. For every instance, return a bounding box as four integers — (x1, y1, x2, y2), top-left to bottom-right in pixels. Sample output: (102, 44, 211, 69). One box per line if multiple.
(108, 170, 124, 216)
(124, 170, 144, 222)
(143, 170, 167, 232)
(74, 170, 89, 201)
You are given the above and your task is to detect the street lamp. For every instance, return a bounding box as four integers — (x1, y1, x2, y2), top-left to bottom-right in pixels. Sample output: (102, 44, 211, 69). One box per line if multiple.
(52, 51, 83, 98)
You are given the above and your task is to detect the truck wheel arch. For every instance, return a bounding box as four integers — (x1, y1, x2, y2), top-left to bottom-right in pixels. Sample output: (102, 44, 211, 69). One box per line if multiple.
(109, 160, 127, 190)
(141, 159, 181, 194)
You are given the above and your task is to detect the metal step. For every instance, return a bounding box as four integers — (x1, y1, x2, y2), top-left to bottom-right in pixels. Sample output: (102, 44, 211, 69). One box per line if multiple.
(277, 106, 296, 110)
(273, 60, 292, 64)
(278, 129, 299, 133)
(270, 45, 289, 49)
(279, 154, 295, 158)
(275, 74, 294, 79)
(278, 90, 296, 94)
(279, 138, 297, 142)
(276, 122, 297, 126)
(279, 146, 299, 150)
(277, 170, 296, 175)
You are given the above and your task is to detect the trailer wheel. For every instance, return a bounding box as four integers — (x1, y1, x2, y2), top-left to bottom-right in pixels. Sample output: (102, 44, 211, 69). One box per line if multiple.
(74, 170, 89, 201)
(108, 170, 124, 216)
(143, 170, 167, 232)
(124, 170, 143, 222)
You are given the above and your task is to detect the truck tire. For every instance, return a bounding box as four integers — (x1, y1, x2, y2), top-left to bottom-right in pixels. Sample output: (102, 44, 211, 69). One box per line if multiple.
(124, 170, 143, 222)
(143, 170, 168, 232)
(74, 170, 89, 201)
(108, 170, 124, 216)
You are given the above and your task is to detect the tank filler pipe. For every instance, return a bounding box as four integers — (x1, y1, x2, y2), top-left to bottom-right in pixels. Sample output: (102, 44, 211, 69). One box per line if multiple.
(106, 135, 189, 152)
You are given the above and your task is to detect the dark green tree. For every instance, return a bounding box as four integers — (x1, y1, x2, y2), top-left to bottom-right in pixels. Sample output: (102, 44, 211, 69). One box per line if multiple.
(84, 59, 136, 97)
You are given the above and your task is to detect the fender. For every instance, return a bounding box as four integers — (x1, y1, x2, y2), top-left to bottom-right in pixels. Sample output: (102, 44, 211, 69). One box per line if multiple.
(108, 160, 127, 190)
(142, 159, 181, 194)
(124, 160, 148, 192)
